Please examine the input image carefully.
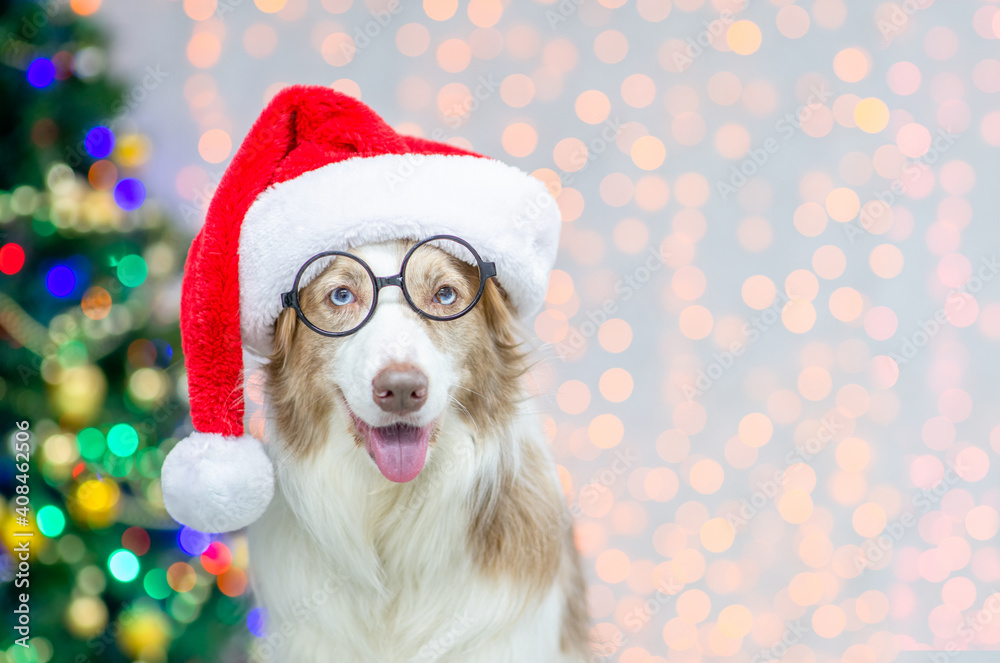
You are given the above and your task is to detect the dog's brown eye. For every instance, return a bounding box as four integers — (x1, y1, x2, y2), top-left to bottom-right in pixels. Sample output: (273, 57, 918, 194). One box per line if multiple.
(434, 286, 457, 306)
(330, 287, 356, 307)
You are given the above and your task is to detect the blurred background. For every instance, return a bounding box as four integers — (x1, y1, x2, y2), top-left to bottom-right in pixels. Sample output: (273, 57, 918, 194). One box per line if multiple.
(2, 0, 1000, 661)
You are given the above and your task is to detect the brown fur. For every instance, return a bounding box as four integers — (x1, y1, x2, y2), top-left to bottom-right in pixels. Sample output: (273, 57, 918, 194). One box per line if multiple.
(559, 525, 590, 657)
(432, 279, 525, 431)
(265, 306, 334, 457)
(465, 435, 589, 656)
(467, 440, 562, 584)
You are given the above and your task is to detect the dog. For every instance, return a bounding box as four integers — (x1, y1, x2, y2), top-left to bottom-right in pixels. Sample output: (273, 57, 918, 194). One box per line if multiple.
(245, 238, 589, 662)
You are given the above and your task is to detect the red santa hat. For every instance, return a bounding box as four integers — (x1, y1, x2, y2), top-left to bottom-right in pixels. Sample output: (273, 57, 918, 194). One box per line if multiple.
(160, 85, 561, 533)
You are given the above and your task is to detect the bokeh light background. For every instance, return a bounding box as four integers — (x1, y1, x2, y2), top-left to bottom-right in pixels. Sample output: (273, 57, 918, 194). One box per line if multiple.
(90, 0, 1000, 659)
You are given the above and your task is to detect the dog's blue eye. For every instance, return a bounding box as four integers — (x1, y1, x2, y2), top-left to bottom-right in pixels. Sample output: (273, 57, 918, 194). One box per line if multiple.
(331, 287, 355, 306)
(434, 286, 456, 306)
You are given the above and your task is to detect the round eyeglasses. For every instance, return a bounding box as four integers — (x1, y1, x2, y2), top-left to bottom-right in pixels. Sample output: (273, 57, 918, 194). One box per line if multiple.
(280, 235, 498, 337)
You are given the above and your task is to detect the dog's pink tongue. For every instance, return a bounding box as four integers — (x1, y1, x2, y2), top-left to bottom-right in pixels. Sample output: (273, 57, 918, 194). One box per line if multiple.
(367, 423, 431, 483)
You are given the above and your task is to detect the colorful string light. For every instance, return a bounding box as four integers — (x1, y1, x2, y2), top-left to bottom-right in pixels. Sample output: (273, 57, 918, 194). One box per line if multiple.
(26, 58, 56, 88)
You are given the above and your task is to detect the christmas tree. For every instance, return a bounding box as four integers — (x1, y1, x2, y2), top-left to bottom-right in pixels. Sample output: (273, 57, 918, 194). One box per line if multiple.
(1, 2, 251, 661)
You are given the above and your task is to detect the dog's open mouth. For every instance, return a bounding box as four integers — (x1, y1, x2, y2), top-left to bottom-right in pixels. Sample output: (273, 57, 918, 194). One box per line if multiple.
(352, 415, 433, 483)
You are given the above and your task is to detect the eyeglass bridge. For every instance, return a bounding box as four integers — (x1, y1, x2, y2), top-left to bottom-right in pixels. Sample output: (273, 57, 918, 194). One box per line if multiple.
(374, 274, 404, 290)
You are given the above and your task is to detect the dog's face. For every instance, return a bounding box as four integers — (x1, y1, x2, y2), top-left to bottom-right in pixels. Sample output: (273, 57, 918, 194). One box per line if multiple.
(266, 240, 523, 483)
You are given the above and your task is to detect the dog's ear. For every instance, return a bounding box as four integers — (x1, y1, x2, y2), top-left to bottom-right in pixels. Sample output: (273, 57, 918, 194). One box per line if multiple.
(269, 307, 298, 370)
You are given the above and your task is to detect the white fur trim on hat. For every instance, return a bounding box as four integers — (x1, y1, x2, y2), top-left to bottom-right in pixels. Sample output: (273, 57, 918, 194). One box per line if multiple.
(161, 432, 274, 533)
(237, 153, 561, 353)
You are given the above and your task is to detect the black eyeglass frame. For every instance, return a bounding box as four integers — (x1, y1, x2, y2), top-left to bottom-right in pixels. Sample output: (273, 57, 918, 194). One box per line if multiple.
(279, 234, 498, 338)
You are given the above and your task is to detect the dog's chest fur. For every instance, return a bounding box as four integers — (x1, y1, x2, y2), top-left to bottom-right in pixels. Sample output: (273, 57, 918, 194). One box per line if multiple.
(246, 414, 585, 662)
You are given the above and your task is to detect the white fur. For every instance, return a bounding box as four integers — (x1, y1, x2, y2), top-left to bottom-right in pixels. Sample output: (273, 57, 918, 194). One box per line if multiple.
(247, 405, 579, 663)
(237, 153, 561, 354)
(161, 432, 274, 533)
(246, 246, 582, 662)
(332, 246, 455, 431)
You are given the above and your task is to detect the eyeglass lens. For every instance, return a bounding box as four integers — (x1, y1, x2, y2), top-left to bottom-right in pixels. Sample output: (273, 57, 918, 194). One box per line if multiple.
(402, 238, 482, 319)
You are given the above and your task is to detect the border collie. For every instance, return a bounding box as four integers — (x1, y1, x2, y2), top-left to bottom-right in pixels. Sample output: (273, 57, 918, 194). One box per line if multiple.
(246, 239, 588, 662)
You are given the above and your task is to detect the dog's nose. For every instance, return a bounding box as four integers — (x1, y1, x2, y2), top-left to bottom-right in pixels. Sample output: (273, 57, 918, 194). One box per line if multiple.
(372, 363, 428, 414)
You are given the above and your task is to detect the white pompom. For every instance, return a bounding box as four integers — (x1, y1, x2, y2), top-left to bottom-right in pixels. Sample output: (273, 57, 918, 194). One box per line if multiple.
(161, 432, 274, 533)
